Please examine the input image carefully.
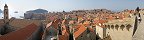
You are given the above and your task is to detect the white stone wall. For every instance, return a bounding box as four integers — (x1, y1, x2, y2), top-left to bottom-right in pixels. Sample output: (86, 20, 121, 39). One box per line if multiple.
(133, 10, 144, 40)
(106, 24, 134, 40)
(96, 25, 103, 39)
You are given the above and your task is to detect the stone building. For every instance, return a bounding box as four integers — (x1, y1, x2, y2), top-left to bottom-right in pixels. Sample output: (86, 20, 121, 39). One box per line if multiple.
(73, 24, 96, 40)
(3, 4, 9, 19)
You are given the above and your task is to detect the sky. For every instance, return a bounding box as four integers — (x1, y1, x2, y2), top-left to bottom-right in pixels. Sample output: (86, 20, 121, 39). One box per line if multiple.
(0, 0, 144, 18)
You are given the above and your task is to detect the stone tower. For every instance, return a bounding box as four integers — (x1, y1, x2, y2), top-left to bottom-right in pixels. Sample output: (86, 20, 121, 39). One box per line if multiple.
(4, 4, 9, 19)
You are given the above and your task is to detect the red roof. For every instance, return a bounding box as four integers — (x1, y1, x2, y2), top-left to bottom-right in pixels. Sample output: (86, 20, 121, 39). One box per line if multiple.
(73, 24, 83, 31)
(0, 23, 41, 40)
(83, 21, 90, 27)
(74, 25, 86, 38)
(52, 19, 61, 29)
(119, 14, 125, 19)
(108, 15, 114, 20)
(46, 19, 62, 31)
(99, 20, 106, 23)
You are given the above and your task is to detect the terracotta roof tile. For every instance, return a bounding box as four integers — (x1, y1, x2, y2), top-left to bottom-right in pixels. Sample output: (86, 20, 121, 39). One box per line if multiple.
(83, 21, 90, 27)
(108, 16, 114, 20)
(73, 24, 83, 30)
(52, 19, 61, 29)
(0, 23, 41, 40)
(74, 25, 86, 38)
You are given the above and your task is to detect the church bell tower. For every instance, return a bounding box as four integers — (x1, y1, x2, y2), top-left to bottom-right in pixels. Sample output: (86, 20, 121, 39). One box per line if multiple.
(4, 4, 9, 19)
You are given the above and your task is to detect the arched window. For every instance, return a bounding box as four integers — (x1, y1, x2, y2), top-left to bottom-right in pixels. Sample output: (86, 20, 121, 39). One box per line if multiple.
(108, 25, 110, 29)
(105, 25, 107, 28)
(126, 24, 132, 31)
(120, 24, 125, 30)
(111, 25, 114, 29)
(115, 24, 119, 30)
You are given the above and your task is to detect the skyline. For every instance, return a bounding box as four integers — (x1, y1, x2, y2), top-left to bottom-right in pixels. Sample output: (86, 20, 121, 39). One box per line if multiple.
(0, 0, 144, 18)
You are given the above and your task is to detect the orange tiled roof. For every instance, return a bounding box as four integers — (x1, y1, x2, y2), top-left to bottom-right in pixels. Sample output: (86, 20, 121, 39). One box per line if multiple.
(52, 19, 61, 29)
(73, 24, 83, 30)
(108, 15, 114, 20)
(83, 21, 90, 27)
(99, 20, 106, 23)
(74, 25, 86, 38)
(0, 23, 41, 40)
(93, 19, 106, 25)
(93, 17, 100, 23)
(119, 14, 125, 19)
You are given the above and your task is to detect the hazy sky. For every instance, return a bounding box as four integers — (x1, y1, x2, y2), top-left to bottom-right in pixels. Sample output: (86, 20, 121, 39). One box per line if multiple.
(0, 0, 144, 18)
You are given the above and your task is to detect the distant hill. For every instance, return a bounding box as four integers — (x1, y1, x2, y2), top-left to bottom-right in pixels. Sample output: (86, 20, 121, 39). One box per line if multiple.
(26, 9, 48, 14)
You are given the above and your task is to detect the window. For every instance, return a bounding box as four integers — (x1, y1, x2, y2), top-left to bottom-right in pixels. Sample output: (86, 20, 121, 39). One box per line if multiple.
(126, 24, 132, 31)
(115, 24, 119, 30)
(108, 25, 110, 29)
(111, 25, 114, 29)
(120, 25, 125, 30)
